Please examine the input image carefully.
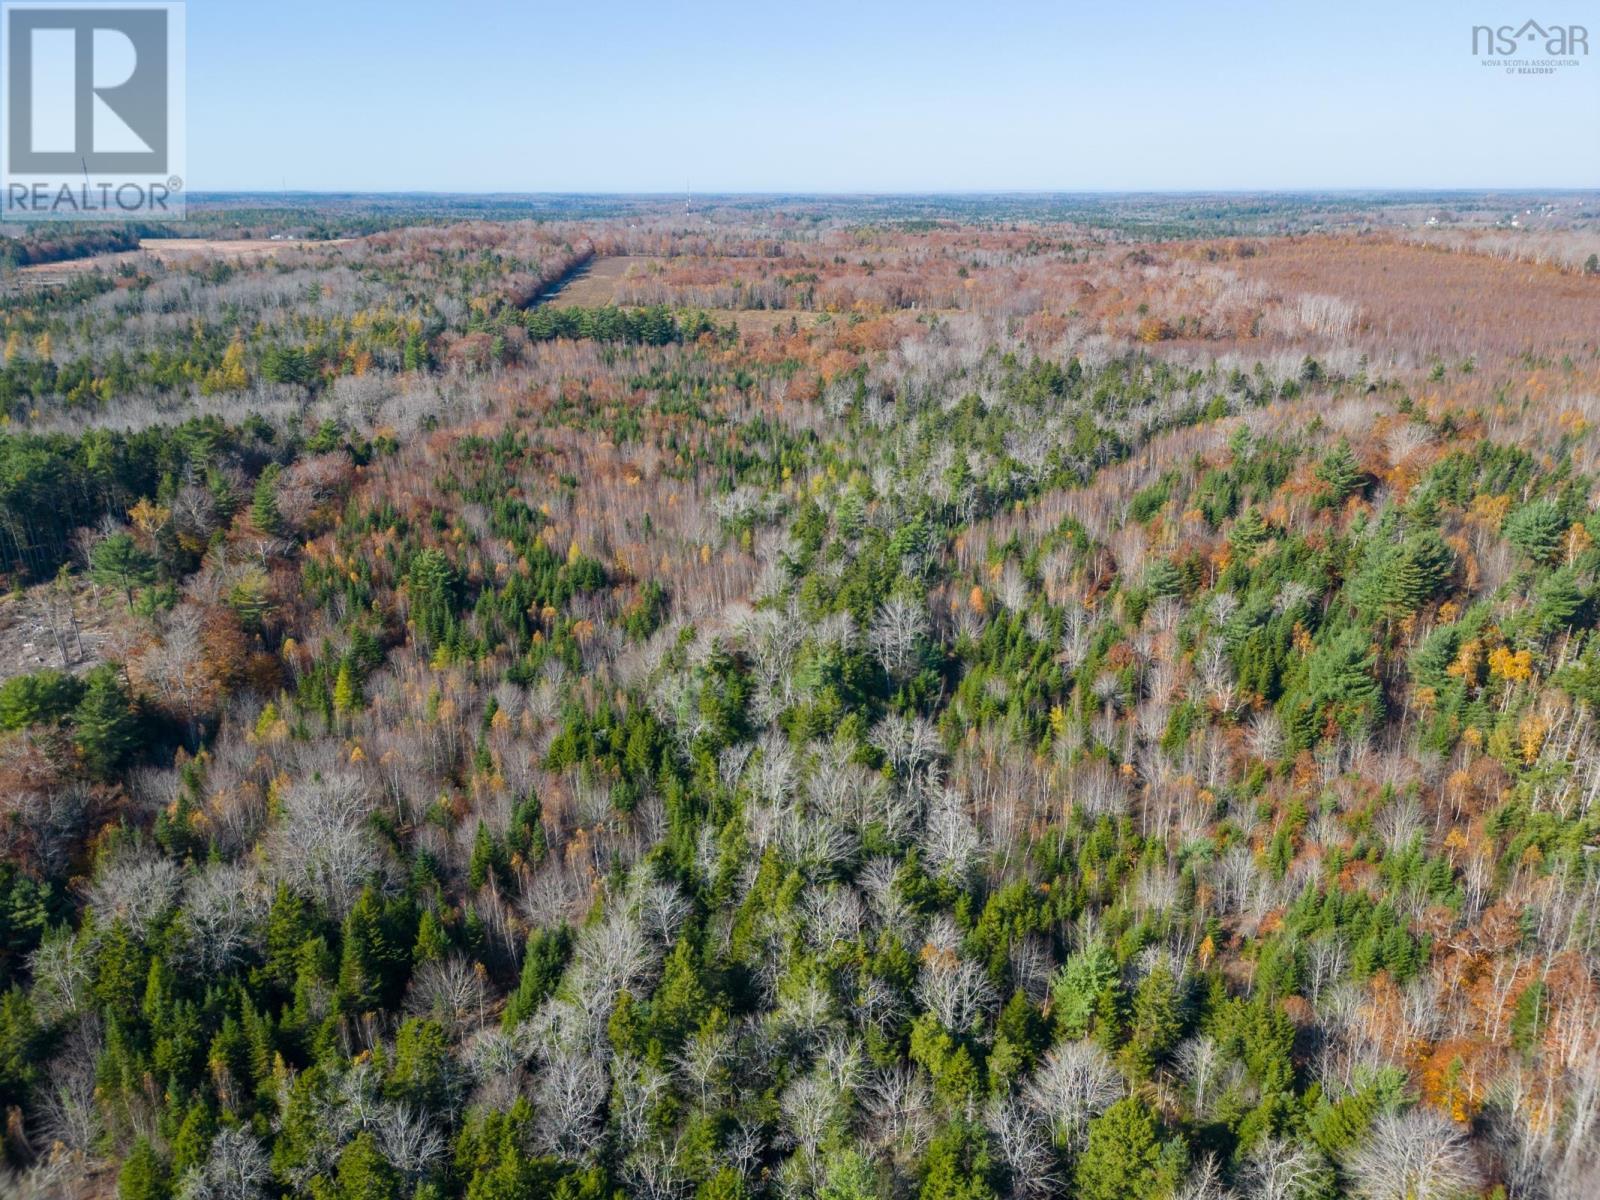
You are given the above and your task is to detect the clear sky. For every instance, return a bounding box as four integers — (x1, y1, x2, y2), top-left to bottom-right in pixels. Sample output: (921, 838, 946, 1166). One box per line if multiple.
(187, 0, 1600, 192)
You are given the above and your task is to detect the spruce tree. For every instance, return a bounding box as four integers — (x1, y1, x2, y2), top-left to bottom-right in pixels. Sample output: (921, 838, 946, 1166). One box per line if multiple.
(333, 1131, 402, 1200)
(1075, 1098, 1167, 1200)
(117, 1138, 170, 1200)
(503, 925, 571, 1030)
(337, 887, 389, 1014)
(250, 463, 283, 535)
(919, 1121, 999, 1200)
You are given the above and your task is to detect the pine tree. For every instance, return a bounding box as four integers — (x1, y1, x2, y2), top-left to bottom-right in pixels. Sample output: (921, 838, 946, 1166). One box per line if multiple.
(74, 665, 139, 778)
(1504, 500, 1566, 563)
(1229, 506, 1270, 554)
(90, 532, 156, 610)
(1145, 558, 1183, 598)
(1052, 941, 1119, 1040)
(1315, 440, 1362, 506)
(1533, 567, 1585, 634)
(1305, 627, 1383, 734)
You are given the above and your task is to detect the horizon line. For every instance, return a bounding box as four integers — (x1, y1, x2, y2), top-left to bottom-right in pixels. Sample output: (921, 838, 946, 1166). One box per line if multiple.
(182, 186, 1600, 200)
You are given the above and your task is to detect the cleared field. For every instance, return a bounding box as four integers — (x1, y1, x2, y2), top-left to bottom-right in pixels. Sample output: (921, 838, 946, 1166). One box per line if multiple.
(1236, 236, 1600, 362)
(547, 254, 653, 304)
(15, 236, 349, 282)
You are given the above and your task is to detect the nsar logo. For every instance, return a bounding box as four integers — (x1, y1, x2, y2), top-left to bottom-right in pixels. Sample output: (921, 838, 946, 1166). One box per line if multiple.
(1472, 18, 1588, 73)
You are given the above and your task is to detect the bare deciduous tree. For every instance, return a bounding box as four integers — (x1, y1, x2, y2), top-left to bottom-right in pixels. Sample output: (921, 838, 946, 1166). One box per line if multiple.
(1238, 1137, 1332, 1200)
(1024, 1041, 1122, 1150)
(1346, 1110, 1481, 1200)
(177, 1127, 272, 1200)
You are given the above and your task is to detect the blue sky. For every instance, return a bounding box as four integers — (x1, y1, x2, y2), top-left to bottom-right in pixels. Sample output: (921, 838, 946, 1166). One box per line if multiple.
(188, 0, 1600, 191)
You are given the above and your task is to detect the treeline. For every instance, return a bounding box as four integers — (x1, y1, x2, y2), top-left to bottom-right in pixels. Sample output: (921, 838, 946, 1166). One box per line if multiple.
(0, 226, 141, 270)
(0, 416, 285, 579)
(523, 303, 728, 346)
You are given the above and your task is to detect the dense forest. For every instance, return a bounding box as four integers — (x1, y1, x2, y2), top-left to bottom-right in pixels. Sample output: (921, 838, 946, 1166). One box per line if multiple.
(0, 198, 1596, 1200)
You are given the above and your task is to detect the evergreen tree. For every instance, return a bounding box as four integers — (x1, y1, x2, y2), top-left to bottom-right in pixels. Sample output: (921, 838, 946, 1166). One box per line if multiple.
(0, 987, 41, 1110)
(1075, 1097, 1180, 1200)
(503, 925, 571, 1030)
(118, 1138, 171, 1200)
(90, 531, 156, 609)
(1504, 500, 1566, 563)
(170, 1097, 216, 1175)
(1532, 568, 1586, 634)
(330, 1131, 402, 1200)
(1127, 962, 1183, 1072)
(251, 463, 283, 534)
(649, 937, 710, 1051)
(920, 1121, 999, 1200)
(697, 1167, 750, 1200)
(1350, 527, 1453, 621)
(1145, 558, 1184, 598)
(1304, 627, 1383, 734)
(1229, 506, 1270, 554)
(389, 1018, 452, 1111)
(332, 660, 360, 716)
(988, 990, 1049, 1092)
(0, 669, 86, 731)
(337, 888, 393, 1014)
(408, 548, 457, 651)
(413, 908, 450, 963)
(74, 664, 139, 778)
(506, 790, 546, 864)
(821, 1149, 881, 1200)
(1314, 440, 1362, 506)
(402, 333, 432, 372)
(1052, 941, 1119, 1040)
(468, 821, 502, 890)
